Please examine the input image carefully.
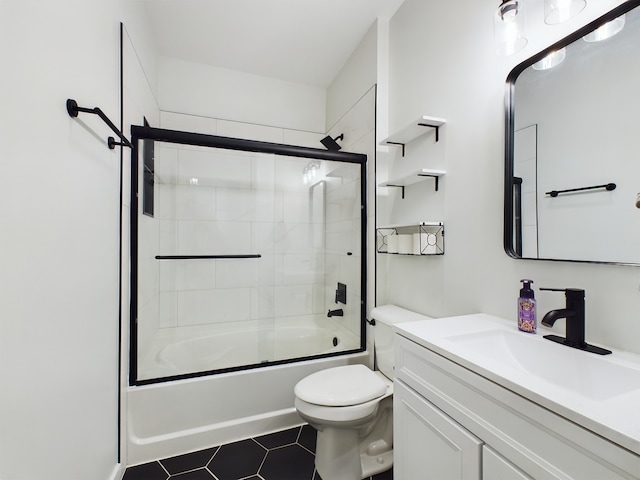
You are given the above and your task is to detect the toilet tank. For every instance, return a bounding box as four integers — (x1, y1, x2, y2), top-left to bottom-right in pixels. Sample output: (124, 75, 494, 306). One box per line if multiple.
(371, 305, 435, 379)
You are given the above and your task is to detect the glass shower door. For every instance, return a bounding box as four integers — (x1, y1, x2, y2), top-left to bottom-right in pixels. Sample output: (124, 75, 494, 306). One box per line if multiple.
(130, 127, 366, 384)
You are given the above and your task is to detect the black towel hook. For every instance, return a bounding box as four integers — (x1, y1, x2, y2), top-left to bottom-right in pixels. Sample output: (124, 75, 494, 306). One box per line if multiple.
(66, 99, 132, 150)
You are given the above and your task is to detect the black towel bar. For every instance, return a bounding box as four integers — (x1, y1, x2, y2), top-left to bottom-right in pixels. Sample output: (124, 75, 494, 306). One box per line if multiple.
(155, 255, 262, 260)
(546, 183, 616, 197)
(66, 98, 132, 150)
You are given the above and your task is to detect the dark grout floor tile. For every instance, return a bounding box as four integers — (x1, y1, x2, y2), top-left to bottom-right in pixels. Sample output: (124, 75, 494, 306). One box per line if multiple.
(170, 468, 215, 479)
(297, 424, 317, 453)
(207, 438, 267, 480)
(254, 425, 301, 449)
(123, 424, 391, 480)
(372, 467, 393, 479)
(122, 461, 169, 480)
(259, 444, 315, 480)
(160, 447, 219, 475)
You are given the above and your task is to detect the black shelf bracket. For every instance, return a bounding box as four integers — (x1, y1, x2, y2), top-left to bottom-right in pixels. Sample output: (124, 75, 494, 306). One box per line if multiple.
(418, 173, 440, 192)
(386, 174, 440, 200)
(386, 122, 440, 157)
(385, 184, 406, 199)
(66, 98, 132, 150)
(386, 141, 406, 157)
(418, 122, 441, 142)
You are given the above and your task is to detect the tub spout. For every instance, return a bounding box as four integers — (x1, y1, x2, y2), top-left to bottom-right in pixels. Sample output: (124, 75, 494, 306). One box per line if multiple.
(327, 309, 343, 318)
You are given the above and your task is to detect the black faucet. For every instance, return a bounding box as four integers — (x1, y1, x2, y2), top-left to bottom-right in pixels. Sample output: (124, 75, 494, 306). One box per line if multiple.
(327, 309, 343, 318)
(540, 288, 611, 355)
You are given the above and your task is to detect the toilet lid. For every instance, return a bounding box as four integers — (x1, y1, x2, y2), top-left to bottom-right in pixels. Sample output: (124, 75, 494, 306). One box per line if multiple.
(294, 364, 387, 406)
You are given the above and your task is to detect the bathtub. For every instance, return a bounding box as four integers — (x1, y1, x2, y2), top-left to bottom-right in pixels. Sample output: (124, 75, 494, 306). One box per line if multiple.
(137, 318, 360, 380)
(128, 319, 367, 465)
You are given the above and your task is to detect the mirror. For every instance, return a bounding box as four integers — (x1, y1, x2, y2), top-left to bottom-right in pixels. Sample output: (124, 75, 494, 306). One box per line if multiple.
(504, 0, 640, 265)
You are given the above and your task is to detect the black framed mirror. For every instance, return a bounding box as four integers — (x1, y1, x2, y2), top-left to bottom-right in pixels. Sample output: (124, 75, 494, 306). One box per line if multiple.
(504, 0, 640, 265)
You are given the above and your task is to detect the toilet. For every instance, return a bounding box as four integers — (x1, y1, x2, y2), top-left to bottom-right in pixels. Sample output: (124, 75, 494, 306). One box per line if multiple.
(294, 304, 433, 480)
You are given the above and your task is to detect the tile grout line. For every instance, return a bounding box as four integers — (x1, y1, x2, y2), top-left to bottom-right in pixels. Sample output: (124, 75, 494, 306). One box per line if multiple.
(253, 437, 270, 477)
(158, 461, 170, 477)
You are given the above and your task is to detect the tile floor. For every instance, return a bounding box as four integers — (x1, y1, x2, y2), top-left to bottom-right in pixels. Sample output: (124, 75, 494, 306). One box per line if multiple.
(123, 424, 393, 480)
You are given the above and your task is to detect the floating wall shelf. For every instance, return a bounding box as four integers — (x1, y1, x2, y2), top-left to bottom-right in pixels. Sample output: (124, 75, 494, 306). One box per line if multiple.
(378, 168, 446, 198)
(376, 222, 445, 256)
(381, 115, 447, 156)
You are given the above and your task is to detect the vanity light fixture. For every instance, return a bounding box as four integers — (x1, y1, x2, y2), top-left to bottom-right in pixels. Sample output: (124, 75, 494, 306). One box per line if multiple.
(494, 0, 528, 56)
(583, 14, 625, 42)
(532, 47, 566, 70)
(544, 0, 586, 24)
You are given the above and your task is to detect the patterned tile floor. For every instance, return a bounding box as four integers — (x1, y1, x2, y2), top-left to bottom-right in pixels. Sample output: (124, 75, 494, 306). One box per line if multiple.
(123, 424, 393, 480)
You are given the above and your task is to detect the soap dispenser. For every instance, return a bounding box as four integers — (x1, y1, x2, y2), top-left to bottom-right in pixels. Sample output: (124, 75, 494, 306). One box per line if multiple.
(518, 279, 536, 333)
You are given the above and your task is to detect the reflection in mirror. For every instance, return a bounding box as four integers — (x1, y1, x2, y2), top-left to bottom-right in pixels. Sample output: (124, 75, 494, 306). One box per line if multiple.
(505, 0, 640, 265)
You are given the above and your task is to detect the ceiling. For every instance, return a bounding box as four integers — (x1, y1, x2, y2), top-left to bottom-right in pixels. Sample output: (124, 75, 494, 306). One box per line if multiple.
(140, 0, 405, 88)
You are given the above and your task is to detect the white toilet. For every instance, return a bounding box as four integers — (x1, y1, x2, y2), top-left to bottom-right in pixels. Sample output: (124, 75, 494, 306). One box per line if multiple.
(294, 305, 432, 480)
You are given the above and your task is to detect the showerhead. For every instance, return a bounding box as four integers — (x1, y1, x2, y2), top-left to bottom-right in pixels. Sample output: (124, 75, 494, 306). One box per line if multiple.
(320, 133, 344, 151)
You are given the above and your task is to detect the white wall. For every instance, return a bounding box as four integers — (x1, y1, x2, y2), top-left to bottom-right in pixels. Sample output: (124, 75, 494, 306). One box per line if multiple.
(380, 0, 640, 353)
(326, 21, 377, 130)
(0, 1, 127, 479)
(158, 56, 326, 133)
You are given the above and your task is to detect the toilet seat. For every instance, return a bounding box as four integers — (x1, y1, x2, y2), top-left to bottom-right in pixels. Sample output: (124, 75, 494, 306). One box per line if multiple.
(295, 364, 388, 406)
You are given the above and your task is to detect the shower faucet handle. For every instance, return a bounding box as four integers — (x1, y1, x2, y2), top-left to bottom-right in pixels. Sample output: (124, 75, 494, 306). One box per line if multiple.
(335, 282, 347, 304)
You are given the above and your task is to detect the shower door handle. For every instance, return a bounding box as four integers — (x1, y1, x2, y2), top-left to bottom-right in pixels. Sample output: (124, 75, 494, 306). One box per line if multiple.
(155, 254, 262, 260)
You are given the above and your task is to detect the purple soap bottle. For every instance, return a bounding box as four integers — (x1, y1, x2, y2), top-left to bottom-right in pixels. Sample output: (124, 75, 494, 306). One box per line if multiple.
(518, 279, 536, 333)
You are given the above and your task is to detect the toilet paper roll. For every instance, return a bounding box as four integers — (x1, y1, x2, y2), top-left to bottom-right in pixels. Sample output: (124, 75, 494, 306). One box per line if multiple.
(387, 235, 399, 253)
(398, 234, 413, 254)
(413, 233, 428, 255)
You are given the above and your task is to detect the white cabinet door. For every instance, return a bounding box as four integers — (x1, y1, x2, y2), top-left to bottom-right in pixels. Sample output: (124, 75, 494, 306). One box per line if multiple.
(483, 446, 533, 480)
(394, 380, 482, 480)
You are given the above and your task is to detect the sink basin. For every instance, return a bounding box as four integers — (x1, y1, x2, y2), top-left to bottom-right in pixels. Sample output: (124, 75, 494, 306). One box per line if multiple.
(395, 313, 640, 455)
(445, 329, 640, 400)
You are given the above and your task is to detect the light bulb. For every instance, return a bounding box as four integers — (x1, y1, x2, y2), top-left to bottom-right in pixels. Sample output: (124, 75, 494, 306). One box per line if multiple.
(544, 0, 586, 24)
(532, 48, 566, 70)
(583, 14, 625, 42)
(494, 0, 527, 56)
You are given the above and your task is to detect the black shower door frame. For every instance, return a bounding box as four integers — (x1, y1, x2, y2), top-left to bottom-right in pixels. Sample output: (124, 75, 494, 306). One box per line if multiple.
(129, 125, 367, 385)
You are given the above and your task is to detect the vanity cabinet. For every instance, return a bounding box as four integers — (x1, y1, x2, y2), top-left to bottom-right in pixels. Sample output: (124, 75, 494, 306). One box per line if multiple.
(483, 446, 533, 480)
(395, 380, 481, 479)
(394, 334, 639, 480)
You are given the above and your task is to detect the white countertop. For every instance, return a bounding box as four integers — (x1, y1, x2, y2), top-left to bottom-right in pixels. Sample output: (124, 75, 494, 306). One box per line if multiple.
(395, 313, 640, 455)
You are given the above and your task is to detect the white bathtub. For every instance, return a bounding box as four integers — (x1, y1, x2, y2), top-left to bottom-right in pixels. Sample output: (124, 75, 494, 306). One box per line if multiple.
(138, 318, 360, 380)
(128, 319, 367, 465)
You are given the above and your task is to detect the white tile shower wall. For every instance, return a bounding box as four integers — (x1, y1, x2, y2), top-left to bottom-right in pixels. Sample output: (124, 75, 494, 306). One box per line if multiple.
(145, 117, 334, 335)
(515, 123, 539, 259)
